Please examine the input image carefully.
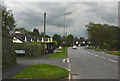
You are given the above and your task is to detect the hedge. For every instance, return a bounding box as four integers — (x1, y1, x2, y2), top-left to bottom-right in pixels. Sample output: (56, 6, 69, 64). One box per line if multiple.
(14, 42, 44, 56)
(2, 37, 17, 66)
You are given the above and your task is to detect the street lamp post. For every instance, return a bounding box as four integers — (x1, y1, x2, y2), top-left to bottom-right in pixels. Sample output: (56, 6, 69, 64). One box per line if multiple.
(63, 12, 72, 51)
(66, 25, 70, 47)
(73, 30, 75, 46)
(44, 12, 46, 54)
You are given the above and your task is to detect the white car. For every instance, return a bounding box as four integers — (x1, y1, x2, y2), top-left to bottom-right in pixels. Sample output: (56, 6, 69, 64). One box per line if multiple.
(72, 45, 77, 49)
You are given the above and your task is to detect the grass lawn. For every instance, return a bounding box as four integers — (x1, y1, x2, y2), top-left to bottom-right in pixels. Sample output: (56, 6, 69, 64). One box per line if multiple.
(104, 51, 120, 55)
(14, 64, 69, 79)
(89, 46, 120, 55)
(95, 49, 104, 52)
(47, 47, 68, 59)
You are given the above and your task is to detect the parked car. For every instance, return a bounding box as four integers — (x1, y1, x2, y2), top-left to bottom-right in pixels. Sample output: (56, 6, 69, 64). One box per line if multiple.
(73, 45, 77, 49)
(85, 45, 89, 49)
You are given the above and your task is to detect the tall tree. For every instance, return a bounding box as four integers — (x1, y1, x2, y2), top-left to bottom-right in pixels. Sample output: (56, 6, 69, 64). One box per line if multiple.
(33, 28, 39, 35)
(67, 34, 73, 45)
(14, 27, 27, 33)
(52, 34, 61, 46)
(1, 5, 17, 66)
(2, 6, 16, 35)
(85, 22, 120, 50)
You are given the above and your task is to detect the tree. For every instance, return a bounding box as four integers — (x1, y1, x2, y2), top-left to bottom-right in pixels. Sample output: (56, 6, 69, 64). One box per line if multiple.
(52, 34, 61, 46)
(41, 32, 44, 37)
(67, 34, 73, 46)
(1, 5, 17, 66)
(2, 6, 16, 35)
(33, 28, 39, 36)
(40, 32, 50, 38)
(14, 27, 27, 33)
(45, 35, 50, 38)
(85, 22, 120, 50)
(80, 37, 85, 40)
(53, 40, 58, 49)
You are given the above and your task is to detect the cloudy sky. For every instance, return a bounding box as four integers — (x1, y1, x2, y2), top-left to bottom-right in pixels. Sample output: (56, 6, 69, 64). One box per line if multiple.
(2, 1, 118, 38)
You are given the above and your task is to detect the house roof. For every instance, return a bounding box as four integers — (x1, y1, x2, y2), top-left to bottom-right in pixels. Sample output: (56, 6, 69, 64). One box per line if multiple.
(11, 32, 51, 43)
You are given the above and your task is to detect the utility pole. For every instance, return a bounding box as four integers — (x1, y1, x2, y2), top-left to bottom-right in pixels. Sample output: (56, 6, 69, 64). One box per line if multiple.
(73, 30, 75, 46)
(63, 14, 65, 52)
(66, 25, 70, 47)
(44, 12, 46, 54)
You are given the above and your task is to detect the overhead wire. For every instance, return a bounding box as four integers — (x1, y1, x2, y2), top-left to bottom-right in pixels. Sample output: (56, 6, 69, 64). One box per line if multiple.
(14, 0, 42, 15)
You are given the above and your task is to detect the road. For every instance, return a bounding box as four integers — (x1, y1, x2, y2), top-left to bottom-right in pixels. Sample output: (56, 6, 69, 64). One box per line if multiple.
(68, 47, 118, 79)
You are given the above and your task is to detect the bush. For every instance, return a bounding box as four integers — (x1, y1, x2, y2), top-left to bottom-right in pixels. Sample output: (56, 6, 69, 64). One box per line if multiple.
(2, 37, 17, 66)
(89, 46, 95, 50)
(14, 42, 44, 56)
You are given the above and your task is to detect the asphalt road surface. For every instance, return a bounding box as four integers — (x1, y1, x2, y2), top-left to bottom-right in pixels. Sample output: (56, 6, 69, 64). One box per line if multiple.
(68, 47, 118, 79)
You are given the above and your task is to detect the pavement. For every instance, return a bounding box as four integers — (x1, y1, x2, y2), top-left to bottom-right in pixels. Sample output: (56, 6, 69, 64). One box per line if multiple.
(68, 47, 118, 79)
(2, 53, 69, 79)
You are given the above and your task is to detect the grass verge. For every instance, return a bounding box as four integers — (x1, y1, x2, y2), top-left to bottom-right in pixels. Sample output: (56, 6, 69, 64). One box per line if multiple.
(14, 64, 69, 79)
(47, 47, 68, 59)
(89, 46, 120, 55)
(104, 51, 120, 55)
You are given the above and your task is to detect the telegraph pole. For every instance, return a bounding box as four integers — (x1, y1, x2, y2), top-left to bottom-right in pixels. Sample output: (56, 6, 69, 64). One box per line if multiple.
(73, 30, 75, 46)
(63, 14, 65, 52)
(44, 12, 46, 54)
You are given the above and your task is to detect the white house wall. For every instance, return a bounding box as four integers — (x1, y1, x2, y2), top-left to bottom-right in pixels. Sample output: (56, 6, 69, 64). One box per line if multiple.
(13, 37, 23, 43)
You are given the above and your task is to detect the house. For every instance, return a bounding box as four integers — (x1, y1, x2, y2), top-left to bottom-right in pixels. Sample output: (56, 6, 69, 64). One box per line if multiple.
(12, 31, 52, 43)
(11, 31, 54, 54)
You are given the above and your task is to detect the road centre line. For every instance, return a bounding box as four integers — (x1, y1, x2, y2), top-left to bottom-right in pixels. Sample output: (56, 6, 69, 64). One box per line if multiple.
(68, 69, 71, 71)
(99, 56, 106, 59)
(111, 60, 117, 62)
(67, 51, 71, 79)
(67, 58, 70, 63)
(108, 59, 117, 63)
(68, 74, 71, 79)
(82, 49, 117, 63)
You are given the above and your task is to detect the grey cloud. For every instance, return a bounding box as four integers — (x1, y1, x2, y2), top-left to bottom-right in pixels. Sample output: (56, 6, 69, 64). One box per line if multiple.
(5, 2, 118, 38)
(84, 3, 118, 25)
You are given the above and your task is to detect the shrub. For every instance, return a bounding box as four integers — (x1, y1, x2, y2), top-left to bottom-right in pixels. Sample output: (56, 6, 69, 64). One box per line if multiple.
(14, 42, 44, 56)
(2, 37, 17, 66)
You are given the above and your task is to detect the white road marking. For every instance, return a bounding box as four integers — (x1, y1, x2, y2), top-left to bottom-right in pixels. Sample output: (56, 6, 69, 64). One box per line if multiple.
(81, 49, 118, 64)
(102, 57, 106, 59)
(63, 59, 65, 63)
(67, 58, 69, 63)
(67, 52, 71, 79)
(99, 56, 106, 59)
(110, 59, 117, 63)
(68, 69, 71, 71)
(68, 74, 71, 79)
